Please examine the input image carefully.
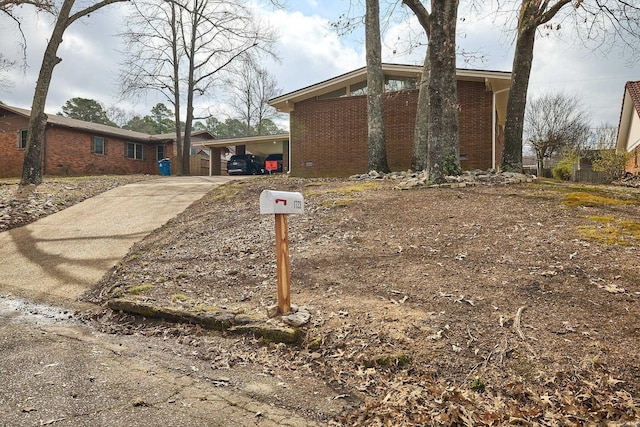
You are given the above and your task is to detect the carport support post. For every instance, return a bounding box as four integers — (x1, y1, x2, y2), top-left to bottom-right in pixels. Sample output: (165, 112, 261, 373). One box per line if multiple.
(275, 213, 291, 314)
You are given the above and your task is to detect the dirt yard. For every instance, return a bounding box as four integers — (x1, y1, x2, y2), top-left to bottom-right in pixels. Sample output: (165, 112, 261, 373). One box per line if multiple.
(4, 174, 638, 424)
(73, 175, 637, 425)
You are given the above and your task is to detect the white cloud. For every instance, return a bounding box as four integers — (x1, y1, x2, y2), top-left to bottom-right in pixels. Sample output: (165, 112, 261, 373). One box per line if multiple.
(264, 10, 365, 94)
(0, 1, 636, 129)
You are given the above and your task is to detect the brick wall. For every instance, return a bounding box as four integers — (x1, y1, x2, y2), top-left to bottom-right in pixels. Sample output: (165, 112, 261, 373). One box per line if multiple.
(0, 113, 30, 177)
(0, 110, 170, 178)
(290, 80, 496, 177)
(44, 127, 160, 176)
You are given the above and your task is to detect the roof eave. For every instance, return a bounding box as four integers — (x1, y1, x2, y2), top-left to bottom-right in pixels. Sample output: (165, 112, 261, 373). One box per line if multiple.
(269, 64, 512, 111)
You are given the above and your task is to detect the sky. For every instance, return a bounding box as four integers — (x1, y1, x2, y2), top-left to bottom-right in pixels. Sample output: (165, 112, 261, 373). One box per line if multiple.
(0, 0, 638, 130)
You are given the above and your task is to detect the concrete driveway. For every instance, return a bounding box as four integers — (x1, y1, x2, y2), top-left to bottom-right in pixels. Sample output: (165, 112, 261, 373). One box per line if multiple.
(0, 176, 241, 308)
(0, 175, 339, 426)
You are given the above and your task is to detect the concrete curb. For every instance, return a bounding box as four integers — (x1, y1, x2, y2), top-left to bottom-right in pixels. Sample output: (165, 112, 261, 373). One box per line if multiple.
(107, 299, 303, 344)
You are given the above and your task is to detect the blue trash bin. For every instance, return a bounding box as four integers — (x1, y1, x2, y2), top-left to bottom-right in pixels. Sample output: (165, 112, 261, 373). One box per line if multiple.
(158, 159, 171, 176)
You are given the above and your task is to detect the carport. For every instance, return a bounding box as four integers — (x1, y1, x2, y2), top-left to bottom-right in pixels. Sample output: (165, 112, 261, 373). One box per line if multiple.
(193, 133, 289, 176)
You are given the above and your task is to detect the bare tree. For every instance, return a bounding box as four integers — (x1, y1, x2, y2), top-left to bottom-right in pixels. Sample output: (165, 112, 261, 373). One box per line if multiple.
(366, 0, 389, 172)
(120, 0, 276, 175)
(500, 0, 640, 172)
(525, 92, 590, 175)
(226, 54, 282, 136)
(20, 0, 127, 185)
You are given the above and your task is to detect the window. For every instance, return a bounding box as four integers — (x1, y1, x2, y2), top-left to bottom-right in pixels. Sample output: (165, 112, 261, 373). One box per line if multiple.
(317, 87, 346, 100)
(92, 136, 106, 155)
(126, 142, 144, 160)
(349, 81, 368, 96)
(157, 145, 165, 160)
(384, 76, 417, 92)
(18, 129, 27, 149)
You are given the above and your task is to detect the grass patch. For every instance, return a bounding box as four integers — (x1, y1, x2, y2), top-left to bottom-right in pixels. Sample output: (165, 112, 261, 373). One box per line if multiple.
(171, 293, 187, 302)
(128, 283, 153, 295)
(327, 182, 381, 195)
(563, 192, 637, 208)
(319, 198, 356, 208)
(209, 183, 244, 201)
(577, 217, 640, 246)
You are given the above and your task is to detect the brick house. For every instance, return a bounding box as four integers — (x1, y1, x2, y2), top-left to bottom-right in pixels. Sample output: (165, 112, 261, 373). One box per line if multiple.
(268, 63, 511, 177)
(616, 81, 640, 175)
(0, 104, 215, 178)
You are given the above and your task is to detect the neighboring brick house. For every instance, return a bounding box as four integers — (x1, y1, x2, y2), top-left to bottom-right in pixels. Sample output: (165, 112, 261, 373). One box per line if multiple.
(0, 104, 216, 178)
(616, 81, 640, 175)
(269, 63, 511, 177)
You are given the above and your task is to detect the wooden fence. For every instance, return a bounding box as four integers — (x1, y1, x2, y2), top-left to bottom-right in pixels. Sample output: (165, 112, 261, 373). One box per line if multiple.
(189, 156, 210, 176)
(572, 166, 608, 184)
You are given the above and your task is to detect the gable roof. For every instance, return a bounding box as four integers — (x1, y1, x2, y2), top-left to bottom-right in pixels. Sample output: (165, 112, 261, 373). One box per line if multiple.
(269, 63, 512, 112)
(626, 81, 640, 118)
(0, 104, 171, 143)
(616, 81, 640, 152)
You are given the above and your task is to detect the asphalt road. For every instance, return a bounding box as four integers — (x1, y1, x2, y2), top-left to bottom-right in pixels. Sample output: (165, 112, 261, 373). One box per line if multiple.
(0, 296, 319, 426)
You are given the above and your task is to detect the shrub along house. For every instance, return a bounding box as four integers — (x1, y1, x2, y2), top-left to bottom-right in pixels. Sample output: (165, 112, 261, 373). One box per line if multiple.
(266, 63, 512, 177)
(0, 104, 215, 178)
(616, 80, 640, 175)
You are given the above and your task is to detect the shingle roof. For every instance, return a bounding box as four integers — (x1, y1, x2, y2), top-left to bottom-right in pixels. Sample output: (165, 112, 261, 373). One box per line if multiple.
(626, 81, 640, 118)
(0, 104, 170, 142)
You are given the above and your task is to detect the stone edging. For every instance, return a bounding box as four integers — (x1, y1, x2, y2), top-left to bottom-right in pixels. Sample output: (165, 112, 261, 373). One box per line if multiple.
(107, 299, 302, 344)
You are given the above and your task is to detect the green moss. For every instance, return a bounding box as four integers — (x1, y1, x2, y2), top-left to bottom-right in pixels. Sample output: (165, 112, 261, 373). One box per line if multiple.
(109, 289, 125, 299)
(209, 183, 244, 201)
(128, 283, 153, 295)
(308, 336, 322, 351)
(328, 182, 381, 195)
(563, 192, 637, 208)
(171, 293, 187, 302)
(577, 217, 640, 246)
(319, 198, 356, 208)
(470, 377, 486, 393)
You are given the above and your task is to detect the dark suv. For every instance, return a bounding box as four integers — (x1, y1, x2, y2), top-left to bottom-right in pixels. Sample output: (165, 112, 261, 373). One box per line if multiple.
(265, 153, 283, 173)
(226, 154, 265, 175)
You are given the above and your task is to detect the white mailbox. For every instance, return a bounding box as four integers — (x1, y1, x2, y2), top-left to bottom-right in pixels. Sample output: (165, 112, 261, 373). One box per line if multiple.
(260, 190, 304, 215)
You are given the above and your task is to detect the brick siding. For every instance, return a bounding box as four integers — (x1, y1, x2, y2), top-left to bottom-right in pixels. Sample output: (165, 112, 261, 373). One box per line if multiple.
(0, 113, 30, 177)
(290, 80, 497, 177)
(0, 110, 173, 178)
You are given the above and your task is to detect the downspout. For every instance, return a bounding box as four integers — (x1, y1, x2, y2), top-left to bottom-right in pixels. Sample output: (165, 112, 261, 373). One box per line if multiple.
(208, 145, 213, 176)
(492, 87, 510, 170)
(288, 136, 291, 174)
(43, 125, 47, 175)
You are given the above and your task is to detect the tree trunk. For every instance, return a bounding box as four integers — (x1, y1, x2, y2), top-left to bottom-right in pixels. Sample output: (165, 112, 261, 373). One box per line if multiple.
(427, 0, 460, 184)
(501, 11, 537, 173)
(536, 152, 544, 177)
(169, 1, 183, 175)
(20, 0, 74, 185)
(365, 0, 389, 173)
(412, 52, 430, 172)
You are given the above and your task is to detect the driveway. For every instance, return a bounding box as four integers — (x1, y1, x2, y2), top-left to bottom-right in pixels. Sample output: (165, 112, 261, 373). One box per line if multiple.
(0, 176, 240, 308)
(0, 176, 325, 426)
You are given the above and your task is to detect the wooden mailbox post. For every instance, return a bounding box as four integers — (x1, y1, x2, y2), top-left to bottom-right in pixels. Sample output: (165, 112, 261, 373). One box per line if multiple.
(259, 190, 304, 314)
